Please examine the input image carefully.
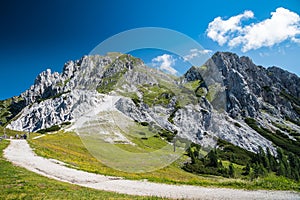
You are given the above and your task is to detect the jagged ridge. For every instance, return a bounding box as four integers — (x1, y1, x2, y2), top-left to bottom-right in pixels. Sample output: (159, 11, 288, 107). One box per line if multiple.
(1, 52, 300, 155)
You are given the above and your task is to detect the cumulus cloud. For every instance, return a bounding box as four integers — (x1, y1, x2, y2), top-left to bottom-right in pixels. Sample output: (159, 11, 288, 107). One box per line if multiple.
(183, 48, 212, 61)
(152, 54, 177, 75)
(207, 10, 254, 46)
(206, 7, 300, 52)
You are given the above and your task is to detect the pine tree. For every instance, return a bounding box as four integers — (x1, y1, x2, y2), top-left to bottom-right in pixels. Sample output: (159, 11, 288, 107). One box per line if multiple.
(252, 163, 259, 179)
(242, 163, 251, 176)
(294, 171, 300, 182)
(229, 163, 235, 178)
(188, 144, 200, 164)
(253, 163, 267, 178)
(218, 160, 223, 167)
(277, 148, 284, 161)
(207, 149, 218, 168)
(277, 161, 286, 176)
(287, 153, 298, 170)
(259, 147, 270, 171)
(285, 163, 292, 178)
(266, 147, 277, 172)
(276, 148, 290, 177)
(258, 146, 264, 163)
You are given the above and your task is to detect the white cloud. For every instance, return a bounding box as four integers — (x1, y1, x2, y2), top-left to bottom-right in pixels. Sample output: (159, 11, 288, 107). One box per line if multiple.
(183, 48, 212, 61)
(207, 10, 254, 46)
(152, 54, 177, 75)
(206, 7, 300, 52)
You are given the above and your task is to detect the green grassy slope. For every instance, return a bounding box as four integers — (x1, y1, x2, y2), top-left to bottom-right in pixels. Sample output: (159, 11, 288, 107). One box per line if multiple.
(28, 131, 300, 191)
(0, 140, 165, 200)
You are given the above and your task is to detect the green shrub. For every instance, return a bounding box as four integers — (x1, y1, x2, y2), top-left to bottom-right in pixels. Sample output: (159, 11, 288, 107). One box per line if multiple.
(234, 122, 241, 128)
(245, 118, 300, 156)
(132, 97, 141, 107)
(61, 121, 71, 126)
(159, 129, 176, 142)
(217, 139, 254, 165)
(37, 125, 60, 134)
(140, 122, 149, 126)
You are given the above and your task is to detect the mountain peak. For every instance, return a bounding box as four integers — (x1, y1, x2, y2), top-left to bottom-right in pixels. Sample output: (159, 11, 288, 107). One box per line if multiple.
(1, 52, 300, 155)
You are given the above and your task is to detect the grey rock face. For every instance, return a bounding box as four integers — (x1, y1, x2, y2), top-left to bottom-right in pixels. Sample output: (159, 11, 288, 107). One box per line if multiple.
(209, 52, 300, 120)
(4, 52, 300, 155)
(7, 90, 105, 132)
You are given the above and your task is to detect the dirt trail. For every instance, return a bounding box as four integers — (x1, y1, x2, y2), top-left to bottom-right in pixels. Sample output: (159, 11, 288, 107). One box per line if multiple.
(4, 139, 300, 200)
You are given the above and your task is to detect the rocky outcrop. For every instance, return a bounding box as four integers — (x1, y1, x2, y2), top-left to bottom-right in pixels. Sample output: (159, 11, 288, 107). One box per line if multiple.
(208, 52, 300, 120)
(3, 52, 300, 155)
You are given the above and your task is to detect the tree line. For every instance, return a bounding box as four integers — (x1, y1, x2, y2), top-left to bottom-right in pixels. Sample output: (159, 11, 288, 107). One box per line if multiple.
(183, 141, 300, 182)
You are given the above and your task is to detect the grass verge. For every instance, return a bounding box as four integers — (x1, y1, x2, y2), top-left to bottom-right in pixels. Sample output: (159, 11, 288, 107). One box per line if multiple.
(29, 131, 300, 191)
(0, 140, 164, 199)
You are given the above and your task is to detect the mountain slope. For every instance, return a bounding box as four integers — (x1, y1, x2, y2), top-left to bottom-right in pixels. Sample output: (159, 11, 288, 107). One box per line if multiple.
(2, 52, 300, 156)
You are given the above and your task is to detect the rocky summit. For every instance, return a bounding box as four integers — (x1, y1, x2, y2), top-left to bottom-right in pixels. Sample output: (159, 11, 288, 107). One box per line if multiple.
(1, 52, 300, 154)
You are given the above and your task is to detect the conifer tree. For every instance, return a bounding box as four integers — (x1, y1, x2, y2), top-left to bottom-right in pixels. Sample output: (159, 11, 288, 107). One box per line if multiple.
(207, 149, 218, 168)
(229, 163, 235, 178)
(277, 162, 286, 176)
(266, 147, 277, 172)
(242, 163, 251, 176)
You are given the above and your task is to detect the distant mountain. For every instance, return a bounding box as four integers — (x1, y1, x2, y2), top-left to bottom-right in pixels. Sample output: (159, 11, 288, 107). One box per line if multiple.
(1, 52, 300, 155)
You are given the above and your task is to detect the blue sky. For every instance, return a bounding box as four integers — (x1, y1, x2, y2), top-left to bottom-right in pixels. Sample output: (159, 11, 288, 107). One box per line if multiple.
(0, 0, 299, 99)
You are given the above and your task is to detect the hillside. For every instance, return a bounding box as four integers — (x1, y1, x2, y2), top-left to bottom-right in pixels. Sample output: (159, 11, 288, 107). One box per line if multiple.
(1, 51, 300, 177)
(1, 52, 299, 148)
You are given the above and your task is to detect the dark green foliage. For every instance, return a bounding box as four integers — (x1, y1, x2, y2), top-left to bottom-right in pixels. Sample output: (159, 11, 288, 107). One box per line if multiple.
(158, 129, 176, 142)
(228, 163, 235, 178)
(186, 143, 201, 164)
(266, 148, 277, 172)
(285, 116, 300, 127)
(257, 146, 270, 171)
(242, 163, 251, 176)
(234, 122, 241, 128)
(276, 148, 284, 162)
(272, 122, 300, 137)
(245, 118, 300, 156)
(288, 153, 300, 181)
(183, 147, 231, 178)
(131, 97, 141, 107)
(244, 117, 256, 126)
(183, 137, 300, 183)
(140, 122, 149, 126)
(280, 90, 300, 106)
(194, 127, 300, 180)
(207, 150, 218, 167)
(277, 162, 286, 177)
(61, 121, 71, 126)
(0, 97, 26, 126)
(252, 163, 267, 178)
(250, 146, 300, 182)
(37, 125, 60, 134)
(280, 90, 300, 115)
(184, 139, 300, 182)
(275, 129, 289, 139)
(217, 139, 254, 165)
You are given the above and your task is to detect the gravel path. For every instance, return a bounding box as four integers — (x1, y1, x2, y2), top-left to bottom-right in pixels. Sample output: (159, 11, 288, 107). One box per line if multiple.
(4, 139, 300, 200)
